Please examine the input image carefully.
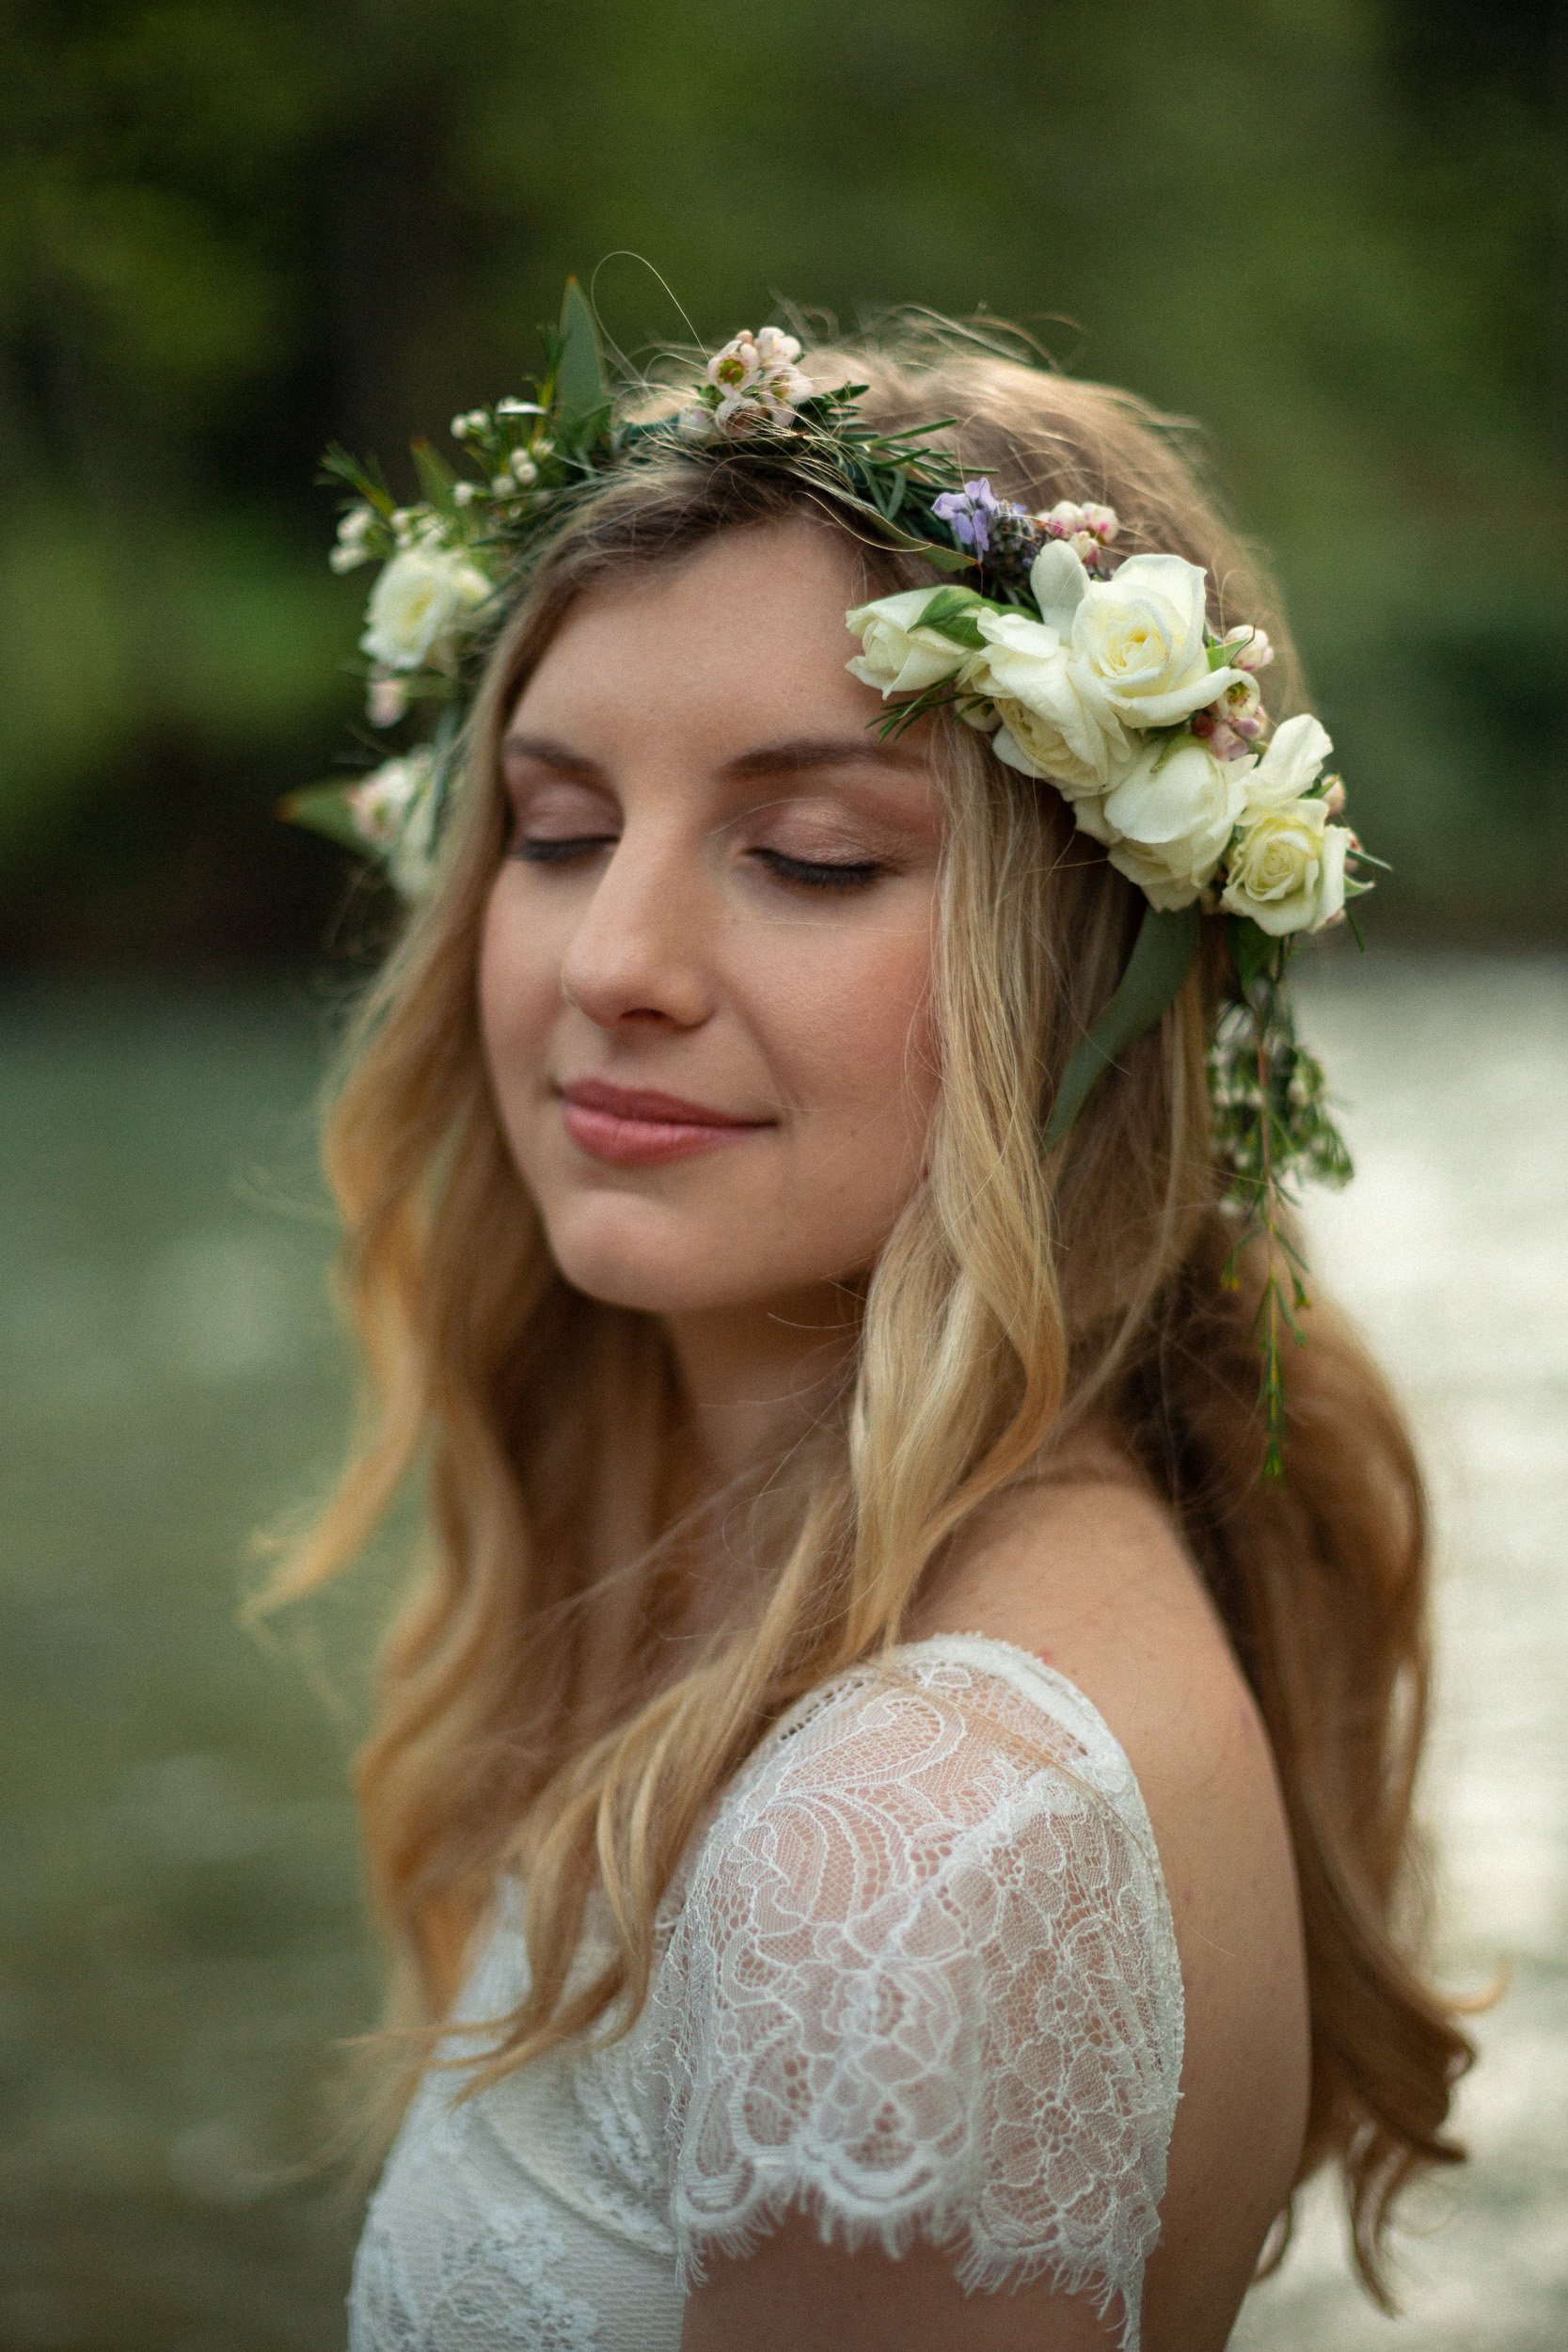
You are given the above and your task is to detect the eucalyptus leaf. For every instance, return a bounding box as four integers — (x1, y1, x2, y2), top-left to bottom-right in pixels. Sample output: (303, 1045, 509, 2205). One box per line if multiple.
(1224, 914, 1279, 993)
(411, 437, 459, 518)
(1042, 902, 1201, 1152)
(555, 278, 608, 437)
(277, 784, 369, 854)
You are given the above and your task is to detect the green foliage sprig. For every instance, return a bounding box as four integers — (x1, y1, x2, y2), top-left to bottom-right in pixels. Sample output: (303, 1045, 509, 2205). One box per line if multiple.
(1211, 918, 1354, 1480)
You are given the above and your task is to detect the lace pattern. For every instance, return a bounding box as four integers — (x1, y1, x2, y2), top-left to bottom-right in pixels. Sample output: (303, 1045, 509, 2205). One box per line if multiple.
(350, 2071, 606, 2351)
(638, 1638, 1181, 2346)
(348, 1635, 1182, 2352)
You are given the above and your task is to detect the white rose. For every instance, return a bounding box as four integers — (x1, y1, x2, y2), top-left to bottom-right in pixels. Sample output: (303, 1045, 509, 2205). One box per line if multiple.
(977, 607, 1128, 792)
(360, 547, 492, 671)
(1239, 711, 1334, 810)
(1220, 801, 1350, 934)
(845, 590, 975, 697)
(1030, 542, 1243, 734)
(1100, 736, 1250, 909)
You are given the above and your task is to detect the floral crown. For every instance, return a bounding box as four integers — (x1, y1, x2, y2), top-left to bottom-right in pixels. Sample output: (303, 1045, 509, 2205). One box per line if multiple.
(289, 282, 1377, 1478)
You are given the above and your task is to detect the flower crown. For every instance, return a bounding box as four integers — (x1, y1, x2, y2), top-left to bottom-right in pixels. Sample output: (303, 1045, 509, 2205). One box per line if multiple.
(289, 282, 1377, 1478)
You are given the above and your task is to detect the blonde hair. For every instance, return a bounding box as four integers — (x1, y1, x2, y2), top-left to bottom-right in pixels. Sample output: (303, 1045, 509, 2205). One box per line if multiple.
(276, 328, 1470, 2295)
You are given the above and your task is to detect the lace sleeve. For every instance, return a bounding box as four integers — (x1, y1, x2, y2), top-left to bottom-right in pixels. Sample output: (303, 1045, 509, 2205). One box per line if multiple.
(636, 1636, 1183, 2352)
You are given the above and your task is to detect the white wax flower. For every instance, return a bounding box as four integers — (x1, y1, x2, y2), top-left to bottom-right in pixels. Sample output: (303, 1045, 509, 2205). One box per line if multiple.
(707, 333, 764, 395)
(977, 608, 1128, 793)
(845, 590, 974, 696)
(347, 751, 430, 847)
(1238, 712, 1334, 810)
(1099, 737, 1250, 910)
(360, 547, 491, 671)
(329, 503, 376, 574)
(347, 751, 439, 896)
(705, 327, 814, 429)
(1221, 801, 1350, 934)
(1030, 543, 1243, 733)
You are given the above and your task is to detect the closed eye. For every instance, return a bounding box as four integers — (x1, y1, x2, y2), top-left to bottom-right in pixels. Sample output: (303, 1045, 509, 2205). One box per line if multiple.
(751, 848, 887, 893)
(515, 834, 618, 865)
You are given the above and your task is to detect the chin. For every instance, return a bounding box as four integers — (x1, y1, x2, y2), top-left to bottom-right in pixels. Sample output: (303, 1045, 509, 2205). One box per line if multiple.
(541, 1200, 751, 1316)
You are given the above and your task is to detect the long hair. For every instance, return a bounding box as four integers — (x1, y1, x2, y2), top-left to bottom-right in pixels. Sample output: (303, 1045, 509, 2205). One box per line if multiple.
(273, 326, 1471, 2295)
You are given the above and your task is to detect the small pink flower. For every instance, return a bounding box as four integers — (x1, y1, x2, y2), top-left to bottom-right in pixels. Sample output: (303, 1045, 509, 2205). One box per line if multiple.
(367, 673, 407, 727)
(1224, 624, 1275, 673)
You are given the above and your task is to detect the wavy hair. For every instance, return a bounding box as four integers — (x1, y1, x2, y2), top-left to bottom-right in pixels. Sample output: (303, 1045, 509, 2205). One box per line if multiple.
(273, 328, 1471, 2296)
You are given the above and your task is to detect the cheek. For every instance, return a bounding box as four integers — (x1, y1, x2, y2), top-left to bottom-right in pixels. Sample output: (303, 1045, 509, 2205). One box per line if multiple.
(753, 907, 938, 1138)
(478, 878, 562, 1119)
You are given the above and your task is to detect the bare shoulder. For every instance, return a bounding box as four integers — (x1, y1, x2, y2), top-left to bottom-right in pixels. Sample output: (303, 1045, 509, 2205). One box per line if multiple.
(908, 1440, 1313, 2347)
(906, 1441, 1249, 1800)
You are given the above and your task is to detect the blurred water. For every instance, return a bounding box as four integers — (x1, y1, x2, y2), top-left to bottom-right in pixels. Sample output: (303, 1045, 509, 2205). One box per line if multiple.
(1229, 955, 1568, 2349)
(0, 962, 1563, 2350)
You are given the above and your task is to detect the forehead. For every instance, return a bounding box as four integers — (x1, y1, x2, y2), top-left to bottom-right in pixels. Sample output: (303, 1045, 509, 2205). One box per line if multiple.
(513, 518, 879, 729)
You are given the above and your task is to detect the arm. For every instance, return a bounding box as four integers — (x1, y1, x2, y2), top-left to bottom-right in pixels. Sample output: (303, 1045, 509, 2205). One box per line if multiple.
(681, 2213, 1122, 2351)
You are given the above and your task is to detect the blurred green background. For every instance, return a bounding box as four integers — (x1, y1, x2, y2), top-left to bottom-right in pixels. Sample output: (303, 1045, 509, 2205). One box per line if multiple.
(2, 6, 1565, 2350)
(1, 0, 1562, 967)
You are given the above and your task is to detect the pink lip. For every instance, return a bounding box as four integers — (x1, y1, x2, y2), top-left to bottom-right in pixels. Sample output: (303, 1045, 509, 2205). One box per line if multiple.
(558, 1079, 773, 1167)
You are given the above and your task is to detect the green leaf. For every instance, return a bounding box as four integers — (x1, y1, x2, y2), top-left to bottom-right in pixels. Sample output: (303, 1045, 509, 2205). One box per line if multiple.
(915, 585, 989, 649)
(559, 399, 613, 460)
(277, 784, 368, 854)
(555, 278, 608, 438)
(410, 437, 459, 518)
(1208, 633, 1247, 671)
(1042, 902, 1201, 1152)
(318, 444, 395, 515)
(1224, 914, 1278, 993)
(894, 534, 974, 572)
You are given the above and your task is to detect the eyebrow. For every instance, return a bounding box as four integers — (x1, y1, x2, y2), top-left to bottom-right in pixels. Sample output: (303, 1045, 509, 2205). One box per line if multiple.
(499, 730, 928, 781)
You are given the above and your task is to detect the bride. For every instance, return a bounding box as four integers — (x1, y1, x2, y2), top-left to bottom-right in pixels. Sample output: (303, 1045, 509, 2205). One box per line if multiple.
(281, 311, 1470, 2348)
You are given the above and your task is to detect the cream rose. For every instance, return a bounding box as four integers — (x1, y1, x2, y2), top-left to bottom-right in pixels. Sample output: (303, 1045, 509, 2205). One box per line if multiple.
(845, 590, 976, 698)
(1220, 801, 1350, 934)
(1029, 542, 1243, 734)
(1100, 736, 1250, 910)
(1239, 711, 1334, 810)
(976, 608, 1128, 792)
(360, 547, 492, 671)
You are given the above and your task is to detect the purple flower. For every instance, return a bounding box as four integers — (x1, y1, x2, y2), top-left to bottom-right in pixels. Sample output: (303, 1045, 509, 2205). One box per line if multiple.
(932, 477, 1001, 555)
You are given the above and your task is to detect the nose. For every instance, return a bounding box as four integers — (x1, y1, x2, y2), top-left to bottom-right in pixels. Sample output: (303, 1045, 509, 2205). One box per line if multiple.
(558, 826, 717, 1032)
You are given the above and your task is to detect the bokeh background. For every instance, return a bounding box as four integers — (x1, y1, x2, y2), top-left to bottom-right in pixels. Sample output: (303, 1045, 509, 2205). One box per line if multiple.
(2, 3, 1563, 2346)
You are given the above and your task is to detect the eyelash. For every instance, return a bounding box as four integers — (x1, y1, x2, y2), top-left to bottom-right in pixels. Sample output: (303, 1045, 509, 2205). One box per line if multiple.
(515, 838, 888, 892)
(516, 834, 614, 865)
(751, 848, 887, 893)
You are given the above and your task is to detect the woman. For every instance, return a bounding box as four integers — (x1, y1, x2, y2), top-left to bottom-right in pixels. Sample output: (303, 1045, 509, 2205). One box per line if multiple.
(281, 315, 1471, 2349)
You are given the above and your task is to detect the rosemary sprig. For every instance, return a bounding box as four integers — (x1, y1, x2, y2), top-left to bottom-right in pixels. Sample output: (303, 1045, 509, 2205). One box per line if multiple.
(1210, 924, 1354, 1478)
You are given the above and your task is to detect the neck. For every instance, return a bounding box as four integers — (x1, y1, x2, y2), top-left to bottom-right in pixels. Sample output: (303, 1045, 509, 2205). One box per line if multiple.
(661, 1287, 861, 1491)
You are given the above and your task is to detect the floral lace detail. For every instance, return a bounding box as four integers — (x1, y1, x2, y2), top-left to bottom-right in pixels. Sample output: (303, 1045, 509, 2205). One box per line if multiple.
(637, 1638, 1182, 2349)
(350, 2070, 603, 2351)
(348, 1635, 1181, 2352)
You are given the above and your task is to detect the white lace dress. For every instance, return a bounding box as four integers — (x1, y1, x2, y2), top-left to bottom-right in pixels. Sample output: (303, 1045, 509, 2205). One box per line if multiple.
(349, 1634, 1184, 2352)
